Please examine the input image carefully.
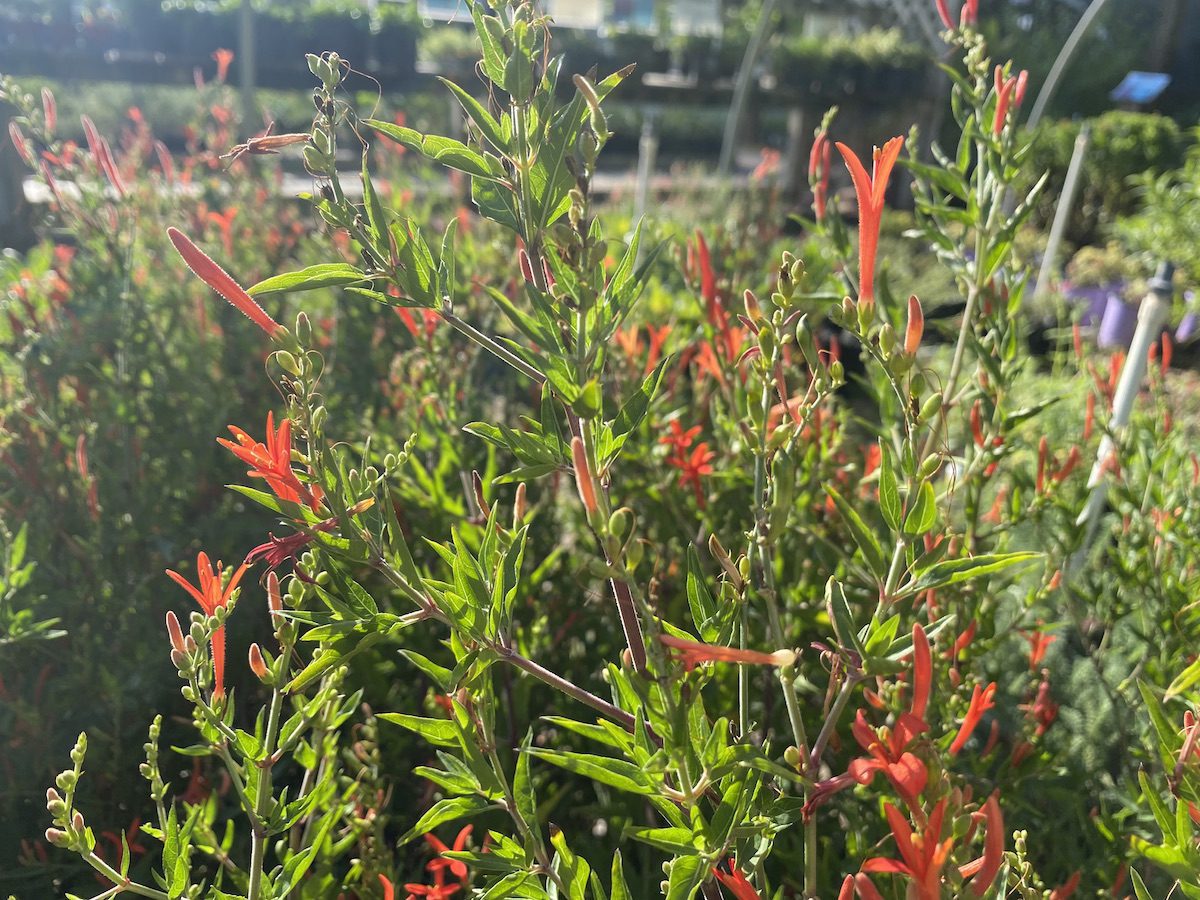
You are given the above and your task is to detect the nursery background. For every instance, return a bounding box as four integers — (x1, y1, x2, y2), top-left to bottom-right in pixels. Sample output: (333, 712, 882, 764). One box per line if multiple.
(5, 0, 1200, 898)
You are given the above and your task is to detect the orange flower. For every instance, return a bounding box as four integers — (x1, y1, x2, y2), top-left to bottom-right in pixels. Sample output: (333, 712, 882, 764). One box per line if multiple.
(167, 227, 282, 337)
(835, 136, 904, 306)
(219, 412, 321, 509)
(861, 801, 954, 900)
(949, 682, 997, 756)
(425, 825, 473, 882)
(993, 66, 1029, 135)
(212, 48, 234, 84)
(165, 552, 249, 700)
(659, 635, 795, 672)
(958, 793, 1005, 897)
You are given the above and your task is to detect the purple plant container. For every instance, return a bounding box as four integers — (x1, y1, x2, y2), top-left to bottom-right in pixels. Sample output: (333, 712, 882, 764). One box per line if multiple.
(1097, 294, 1139, 349)
(1063, 284, 1112, 327)
(1177, 313, 1198, 344)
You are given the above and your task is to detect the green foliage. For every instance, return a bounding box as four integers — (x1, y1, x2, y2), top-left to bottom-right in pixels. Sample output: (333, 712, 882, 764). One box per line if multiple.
(1024, 111, 1185, 246)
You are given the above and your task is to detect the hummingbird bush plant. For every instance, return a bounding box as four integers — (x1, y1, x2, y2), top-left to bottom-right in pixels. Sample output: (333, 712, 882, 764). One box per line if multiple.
(14, 0, 1200, 897)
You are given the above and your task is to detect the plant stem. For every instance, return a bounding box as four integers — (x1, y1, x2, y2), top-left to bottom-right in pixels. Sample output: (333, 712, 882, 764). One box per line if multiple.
(440, 309, 546, 385)
(83, 851, 170, 899)
(498, 645, 636, 731)
(247, 673, 287, 900)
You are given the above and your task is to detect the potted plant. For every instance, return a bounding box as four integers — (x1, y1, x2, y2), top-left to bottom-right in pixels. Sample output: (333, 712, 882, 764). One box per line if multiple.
(1063, 242, 1148, 348)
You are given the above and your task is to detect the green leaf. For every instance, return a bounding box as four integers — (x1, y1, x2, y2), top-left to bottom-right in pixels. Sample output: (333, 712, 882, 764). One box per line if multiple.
(1130, 868, 1154, 900)
(364, 119, 503, 181)
(397, 796, 496, 846)
(514, 731, 538, 834)
(901, 552, 1040, 597)
(826, 577, 866, 657)
(525, 748, 656, 796)
(378, 713, 459, 747)
(1166, 656, 1200, 700)
(902, 480, 937, 536)
(665, 855, 705, 900)
(825, 486, 887, 579)
(247, 264, 367, 297)
(879, 444, 902, 532)
(439, 78, 508, 152)
(685, 546, 719, 642)
(623, 826, 698, 855)
(611, 851, 633, 900)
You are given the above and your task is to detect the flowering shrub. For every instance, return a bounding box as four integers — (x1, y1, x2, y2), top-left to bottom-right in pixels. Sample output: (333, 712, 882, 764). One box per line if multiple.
(7, 1, 1200, 898)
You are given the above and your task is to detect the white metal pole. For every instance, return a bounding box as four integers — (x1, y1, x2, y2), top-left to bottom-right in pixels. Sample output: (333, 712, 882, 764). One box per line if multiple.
(1033, 123, 1090, 304)
(1072, 262, 1175, 564)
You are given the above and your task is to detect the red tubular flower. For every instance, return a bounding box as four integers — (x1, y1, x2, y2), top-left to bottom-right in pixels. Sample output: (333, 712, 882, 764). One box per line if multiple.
(570, 437, 598, 516)
(850, 874, 886, 900)
(862, 801, 954, 900)
(212, 48, 234, 84)
(958, 794, 1004, 896)
(934, 0, 955, 29)
(1049, 871, 1081, 899)
(660, 635, 795, 672)
(809, 131, 833, 222)
(8, 122, 33, 166)
(165, 552, 249, 700)
(949, 682, 997, 756)
(993, 66, 1029, 135)
(848, 709, 929, 810)
(167, 227, 283, 337)
(694, 231, 718, 323)
(425, 825, 473, 882)
(668, 442, 716, 506)
(219, 412, 321, 509)
(970, 400, 985, 448)
(1036, 436, 1049, 493)
(712, 860, 761, 900)
(960, 0, 979, 26)
(836, 136, 904, 306)
(910, 624, 932, 721)
(379, 875, 395, 900)
(41, 87, 57, 133)
(1022, 629, 1057, 670)
(80, 115, 126, 197)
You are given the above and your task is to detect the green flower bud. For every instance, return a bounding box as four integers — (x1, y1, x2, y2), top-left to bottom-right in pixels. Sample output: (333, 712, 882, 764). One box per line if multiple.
(879, 323, 897, 356)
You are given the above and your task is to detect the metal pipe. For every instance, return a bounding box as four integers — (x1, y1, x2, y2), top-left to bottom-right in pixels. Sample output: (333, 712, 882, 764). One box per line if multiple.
(1072, 262, 1174, 564)
(718, 0, 780, 175)
(1033, 123, 1090, 303)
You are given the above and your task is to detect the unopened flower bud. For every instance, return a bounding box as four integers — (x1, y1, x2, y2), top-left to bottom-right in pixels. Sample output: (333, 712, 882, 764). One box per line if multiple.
(514, 482, 528, 524)
(919, 392, 943, 422)
(71, 810, 84, 832)
(905, 295, 924, 354)
(56, 770, 76, 792)
(275, 350, 302, 376)
(165, 611, 186, 653)
(878, 323, 897, 356)
(267, 571, 284, 623)
(45, 827, 69, 847)
(249, 643, 270, 682)
(744, 289, 763, 322)
(170, 649, 188, 670)
(571, 437, 598, 517)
